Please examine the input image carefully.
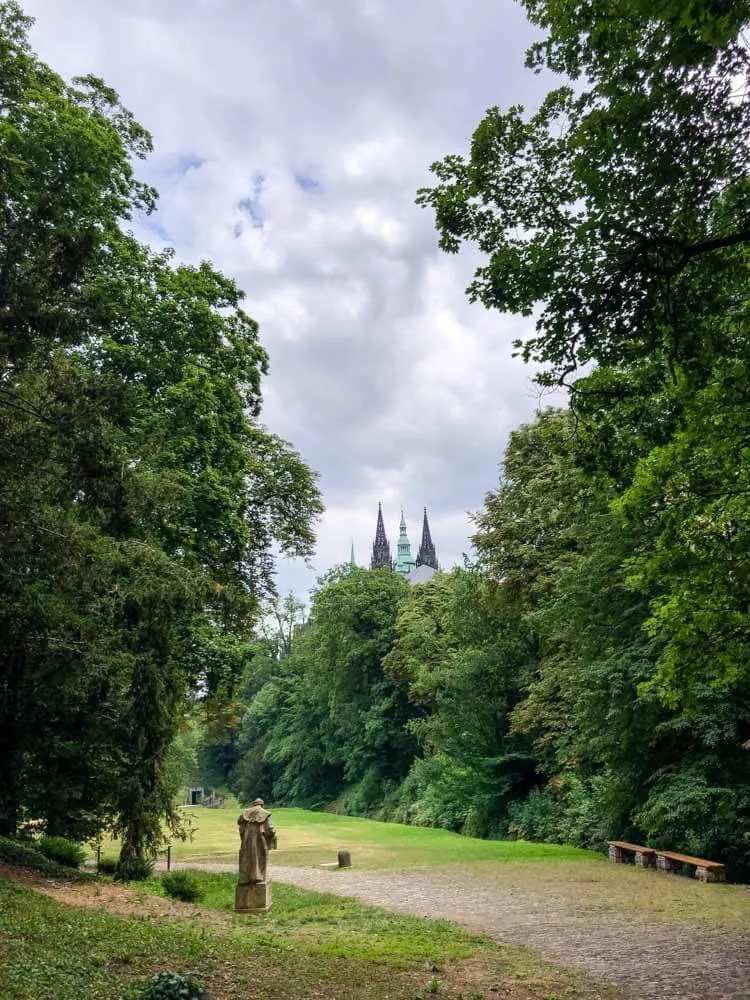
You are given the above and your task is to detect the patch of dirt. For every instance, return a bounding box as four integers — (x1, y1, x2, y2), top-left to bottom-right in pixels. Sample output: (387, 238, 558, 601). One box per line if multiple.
(0, 862, 230, 928)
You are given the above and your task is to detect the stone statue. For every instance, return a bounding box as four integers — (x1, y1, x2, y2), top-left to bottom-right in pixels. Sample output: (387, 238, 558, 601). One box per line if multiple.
(235, 798, 277, 913)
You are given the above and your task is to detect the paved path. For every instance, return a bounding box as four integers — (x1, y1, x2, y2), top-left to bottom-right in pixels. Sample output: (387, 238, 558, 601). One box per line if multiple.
(162, 861, 750, 1000)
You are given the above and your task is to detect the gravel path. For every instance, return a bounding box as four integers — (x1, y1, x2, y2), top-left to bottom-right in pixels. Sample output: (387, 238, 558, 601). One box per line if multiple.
(164, 860, 750, 1000)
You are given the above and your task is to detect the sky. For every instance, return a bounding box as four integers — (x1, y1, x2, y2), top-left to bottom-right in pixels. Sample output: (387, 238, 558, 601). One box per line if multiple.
(24, 0, 562, 599)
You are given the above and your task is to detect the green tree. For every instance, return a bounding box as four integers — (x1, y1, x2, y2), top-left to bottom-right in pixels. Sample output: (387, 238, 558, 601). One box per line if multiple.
(0, 2, 323, 864)
(417, 1, 749, 388)
(235, 567, 416, 813)
(385, 569, 536, 836)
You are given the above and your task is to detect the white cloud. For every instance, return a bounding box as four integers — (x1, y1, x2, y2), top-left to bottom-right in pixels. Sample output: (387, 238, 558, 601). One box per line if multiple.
(23, 0, 561, 598)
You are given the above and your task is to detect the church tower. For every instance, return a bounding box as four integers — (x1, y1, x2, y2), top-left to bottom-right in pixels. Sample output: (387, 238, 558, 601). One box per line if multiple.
(370, 502, 392, 570)
(394, 508, 417, 575)
(416, 507, 438, 570)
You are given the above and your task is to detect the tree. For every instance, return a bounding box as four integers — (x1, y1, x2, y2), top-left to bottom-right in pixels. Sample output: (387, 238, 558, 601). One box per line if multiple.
(234, 567, 417, 812)
(385, 569, 536, 836)
(474, 408, 750, 875)
(0, 3, 323, 862)
(417, 1, 749, 389)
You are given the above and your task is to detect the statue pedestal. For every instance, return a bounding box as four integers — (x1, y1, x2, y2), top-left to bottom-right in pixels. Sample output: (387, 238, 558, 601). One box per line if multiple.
(235, 880, 271, 913)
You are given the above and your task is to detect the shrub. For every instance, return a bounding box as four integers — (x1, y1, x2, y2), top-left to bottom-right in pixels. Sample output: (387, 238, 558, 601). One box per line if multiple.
(162, 871, 203, 903)
(0, 836, 93, 881)
(37, 835, 87, 869)
(506, 788, 564, 842)
(137, 971, 208, 999)
(96, 857, 118, 875)
(114, 855, 154, 882)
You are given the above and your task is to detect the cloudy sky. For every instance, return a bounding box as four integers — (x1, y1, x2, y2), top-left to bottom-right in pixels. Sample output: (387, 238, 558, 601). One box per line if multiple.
(24, 0, 561, 598)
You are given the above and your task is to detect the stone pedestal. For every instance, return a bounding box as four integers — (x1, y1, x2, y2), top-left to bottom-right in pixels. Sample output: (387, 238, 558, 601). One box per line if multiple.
(635, 850, 655, 869)
(696, 866, 724, 883)
(656, 854, 681, 874)
(235, 880, 271, 913)
(608, 844, 625, 863)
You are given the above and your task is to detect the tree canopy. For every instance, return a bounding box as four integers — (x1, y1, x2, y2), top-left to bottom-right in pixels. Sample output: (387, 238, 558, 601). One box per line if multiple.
(0, 1, 322, 863)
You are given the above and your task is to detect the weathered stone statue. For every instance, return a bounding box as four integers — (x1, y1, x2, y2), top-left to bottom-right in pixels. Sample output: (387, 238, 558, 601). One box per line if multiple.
(235, 798, 277, 913)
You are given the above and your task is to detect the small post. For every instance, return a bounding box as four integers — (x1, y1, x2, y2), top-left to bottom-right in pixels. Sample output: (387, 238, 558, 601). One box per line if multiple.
(167, 845, 171, 871)
(96, 845, 101, 868)
(337, 849, 351, 868)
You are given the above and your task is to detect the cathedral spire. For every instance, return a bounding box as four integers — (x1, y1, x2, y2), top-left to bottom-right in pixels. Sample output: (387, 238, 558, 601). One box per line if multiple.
(350, 539, 356, 567)
(416, 507, 438, 570)
(370, 502, 392, 570)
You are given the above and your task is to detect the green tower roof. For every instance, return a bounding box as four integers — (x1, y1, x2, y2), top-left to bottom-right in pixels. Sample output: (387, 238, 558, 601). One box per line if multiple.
(394, 507, 416, 575)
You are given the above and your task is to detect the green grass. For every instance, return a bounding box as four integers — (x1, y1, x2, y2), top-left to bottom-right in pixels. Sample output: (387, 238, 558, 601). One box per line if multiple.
(95, 802, 593, 870)
(145, 871, 477, 963)
(0, 872, 619, 1000)
(91, 805, 750, 931)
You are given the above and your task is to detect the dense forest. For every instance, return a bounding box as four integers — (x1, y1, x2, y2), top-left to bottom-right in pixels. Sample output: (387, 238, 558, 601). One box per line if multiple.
(201, 2, 750, 879)
(2, 0, 749, 881)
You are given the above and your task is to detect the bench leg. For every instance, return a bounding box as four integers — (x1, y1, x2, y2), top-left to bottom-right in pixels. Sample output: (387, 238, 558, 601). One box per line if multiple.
(656, 855, 681, 873)
(635, 851, 655, 869)
(608, 845, 626, 863)
(695, 867, 724, 883)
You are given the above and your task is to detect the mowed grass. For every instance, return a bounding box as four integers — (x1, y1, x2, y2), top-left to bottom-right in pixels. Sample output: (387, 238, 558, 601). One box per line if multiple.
(0, 872, 620, 1000)
(91, 804, 750, 931)
(95, 801, 593, 869)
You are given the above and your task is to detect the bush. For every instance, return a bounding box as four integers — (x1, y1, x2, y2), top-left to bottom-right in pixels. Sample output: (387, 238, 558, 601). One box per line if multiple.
(114, 855, 154, 882)
(96, 857, 118, 875)
(137, 971, 208, 999)
(506, 788, 564, 842)
(162, 871, 203, 903)
(0, 836, 93, 881)
(37, 835, 87, 869)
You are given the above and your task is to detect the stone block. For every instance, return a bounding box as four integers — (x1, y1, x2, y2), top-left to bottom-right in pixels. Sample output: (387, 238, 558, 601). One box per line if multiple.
(635, 851, 655, 868)
(656, 854, 680, 873)
(608, 845, 626, 863)
(696, 867, 724, 883)
(235, 880, 271, 913)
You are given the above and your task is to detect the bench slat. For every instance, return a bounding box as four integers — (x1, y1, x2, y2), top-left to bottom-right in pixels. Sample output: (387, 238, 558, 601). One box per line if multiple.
(608, 841, 655, 854)
(655, 850, 724, 870)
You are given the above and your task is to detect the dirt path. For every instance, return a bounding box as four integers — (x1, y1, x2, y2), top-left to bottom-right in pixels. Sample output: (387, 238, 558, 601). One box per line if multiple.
(163, 860, 750, 1000)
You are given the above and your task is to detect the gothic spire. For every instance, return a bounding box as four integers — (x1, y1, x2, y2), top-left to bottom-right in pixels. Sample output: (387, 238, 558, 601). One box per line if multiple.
(416, 507, 438, 570)
(370, 502, 392, 570)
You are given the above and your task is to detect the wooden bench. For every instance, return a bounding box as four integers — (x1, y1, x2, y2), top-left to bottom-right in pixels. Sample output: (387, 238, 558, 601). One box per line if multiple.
(654, 850, 726, 883)
(608, 841, 725, 882)
(608, 840, 656, 869)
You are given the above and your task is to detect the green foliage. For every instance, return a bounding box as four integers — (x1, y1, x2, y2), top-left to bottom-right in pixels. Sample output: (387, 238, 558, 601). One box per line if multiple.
(409, 0, 750, 880)
(233, 566, 416, 810)
(418, 1, 749, 388)
(0, 1, 322, 868)
(0, 836, 92, 881)
(96, 856, 118, 875)
(137, 972, 208, 1000)
(114, 855, 154, 882)
(37, 835, 86, 869)
(385, 569, 536, 836)
(162, 871, 203, 903)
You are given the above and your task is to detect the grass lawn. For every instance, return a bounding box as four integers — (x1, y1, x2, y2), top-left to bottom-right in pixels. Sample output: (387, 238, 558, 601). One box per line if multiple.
(89, 804, 750, 931)
(95, 801, 594, 869)
(0, 870, 619, 1000)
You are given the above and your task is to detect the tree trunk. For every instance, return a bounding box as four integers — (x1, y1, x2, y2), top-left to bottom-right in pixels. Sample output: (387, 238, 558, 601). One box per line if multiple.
(0, 638, 22, 838)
